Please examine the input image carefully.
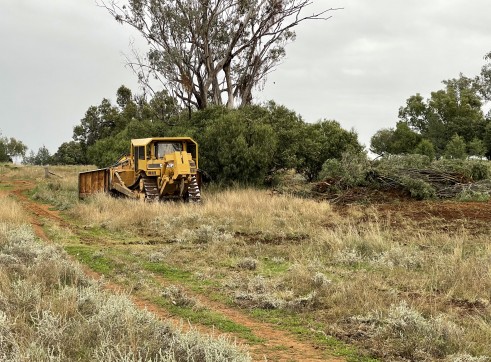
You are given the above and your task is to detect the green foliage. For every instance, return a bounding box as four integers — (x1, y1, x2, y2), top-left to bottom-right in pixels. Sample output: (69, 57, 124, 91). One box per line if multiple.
(70, 86, 181, 167)
(414, 139, 436, 160)
(65, 246, 114, 275)
(398, 93, 429, 134)
(370, 156, 491, 200)
(199, 110, 277, 185)
(370, 122, 421, 156)
(87, 133, 129, 168)
(384, 54, 491, 158)
(0, 140, 9, 162)
(469, 162, 490, 181)
(373, 154, 432, 172)
(370, 128, 393, 156)
(444, 134, 467, 160)
(262, 102, 305, 171)
(398, 176, 436, 200)
(483, 122, 491, 159)
(0, 134, 28, 162)
(431, 159, 491, 181)
(23, 146, 52, 165)
(319, 150, 371, 187)
(390, 122, 422, 154)
(73, 99, 121, 148)
(116, 85, 132, 109)
(467, 138, 486, 158)
(457, 190, 490, 202)
(298, 120, 362, 181)
(52, 141, 86, 165)
(67, 87, 361, 183)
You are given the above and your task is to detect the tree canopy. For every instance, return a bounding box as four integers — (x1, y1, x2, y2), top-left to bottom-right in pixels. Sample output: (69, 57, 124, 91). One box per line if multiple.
(371, 51, 491, 159)
(0, 134, 28, 162)
(58, 86, 362, 184)
(99, 0, 336, 110)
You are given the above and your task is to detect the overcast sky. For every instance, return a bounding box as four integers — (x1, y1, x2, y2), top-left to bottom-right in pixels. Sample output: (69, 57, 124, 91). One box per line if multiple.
(1, 1, 490, 155)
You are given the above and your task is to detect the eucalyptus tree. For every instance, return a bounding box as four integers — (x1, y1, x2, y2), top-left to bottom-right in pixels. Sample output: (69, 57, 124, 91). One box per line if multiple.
(99, 0, 336, 110)
(398, 74, 485, 153)
(0, 135, 28, 162)
(480, 51, 491, 102)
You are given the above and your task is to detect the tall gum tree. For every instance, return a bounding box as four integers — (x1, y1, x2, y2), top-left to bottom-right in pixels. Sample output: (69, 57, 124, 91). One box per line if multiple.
(99, 0, 337, 111)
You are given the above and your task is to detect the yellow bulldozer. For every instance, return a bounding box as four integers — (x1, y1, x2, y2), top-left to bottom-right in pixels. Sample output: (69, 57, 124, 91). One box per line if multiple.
(78, 137, 201, 202)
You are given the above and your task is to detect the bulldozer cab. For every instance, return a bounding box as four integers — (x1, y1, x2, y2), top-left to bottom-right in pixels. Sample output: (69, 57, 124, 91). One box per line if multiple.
(130, 137, 199, 172)
(155, 142, 183, 159)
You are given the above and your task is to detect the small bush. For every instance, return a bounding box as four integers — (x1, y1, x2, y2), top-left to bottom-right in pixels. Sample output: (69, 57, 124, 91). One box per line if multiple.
(312, 272, 332, 288)
(353, 302, 461, 360)
(457, 190, 490, 202)
(470, 162, 489, 181)
(236, 257, 258, 271)
(399, 176, 436, 200)
(319, 150, 370, 186)
(162, 285, 198, 308)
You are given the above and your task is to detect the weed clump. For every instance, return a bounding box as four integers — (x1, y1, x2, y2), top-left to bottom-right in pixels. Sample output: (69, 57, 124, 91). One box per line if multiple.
(236, 257, 258, 270)
(351, 302, 462, 360)
(162, 285, 199, 309)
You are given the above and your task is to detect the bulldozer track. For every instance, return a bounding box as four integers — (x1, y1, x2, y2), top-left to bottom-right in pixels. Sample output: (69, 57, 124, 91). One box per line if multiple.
(143, 175, 160, 202)
(187, 174, 201, 202)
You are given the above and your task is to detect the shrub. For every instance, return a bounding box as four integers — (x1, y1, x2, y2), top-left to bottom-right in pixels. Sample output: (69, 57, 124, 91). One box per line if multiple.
(432, 159, 491, 181)
(373, 154, 432, 172)
(162, 285, 198, 308)
(457, 190, 490, 202)
(319, 150, 370, 186)
(353, 302, 461, 360)
(236, 257, 258, 271)
(399, 176, 436, 200)
(470, 162, 489, 181)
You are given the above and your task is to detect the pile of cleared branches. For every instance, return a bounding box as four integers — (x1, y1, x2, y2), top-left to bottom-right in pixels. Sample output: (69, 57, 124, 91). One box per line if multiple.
(437, 179, 491, 199)
(367, 168, 490, 200)
(307, 154, 491, 202)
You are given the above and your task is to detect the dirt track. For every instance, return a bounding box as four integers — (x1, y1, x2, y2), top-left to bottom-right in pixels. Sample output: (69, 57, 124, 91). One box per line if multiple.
(3, 178, 343, 362)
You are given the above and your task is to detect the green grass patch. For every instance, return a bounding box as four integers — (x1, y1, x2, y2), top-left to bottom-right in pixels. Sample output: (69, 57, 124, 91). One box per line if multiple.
(259, 258, 290, 276)
(65, 245, 115, 275)
(152, 296, 264, 344)
(0, 183, 13, 190)
(75, 225, 136, 245)
(142, 261, 193, 282)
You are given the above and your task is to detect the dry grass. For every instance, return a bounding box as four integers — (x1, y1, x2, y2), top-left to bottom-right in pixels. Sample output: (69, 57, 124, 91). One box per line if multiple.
(0, 187, 250, 361)
(12, 165, 491, 361)
(0, 194, 27, 225)
(63, 187, 491, 360)
(70, 189, 337, 241)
